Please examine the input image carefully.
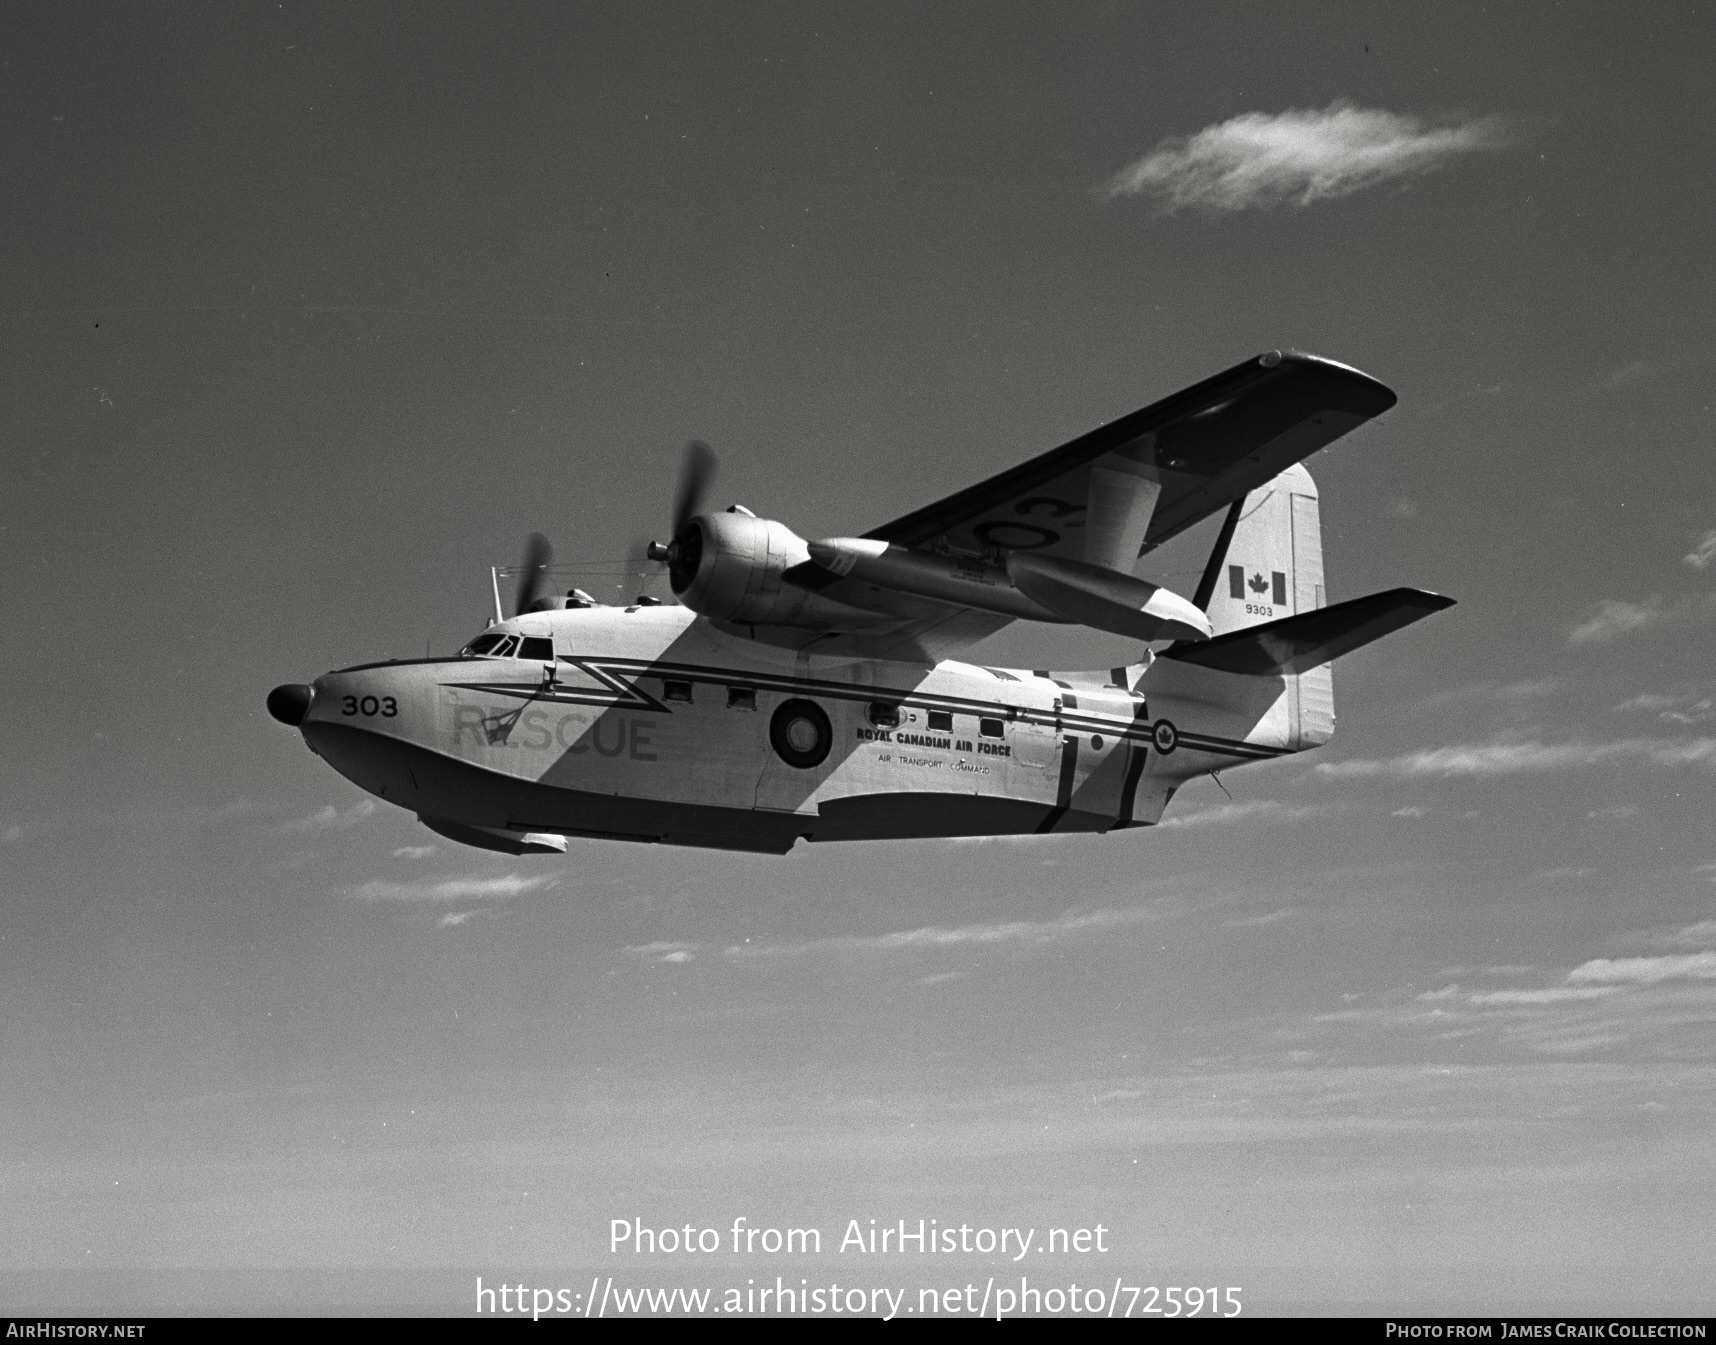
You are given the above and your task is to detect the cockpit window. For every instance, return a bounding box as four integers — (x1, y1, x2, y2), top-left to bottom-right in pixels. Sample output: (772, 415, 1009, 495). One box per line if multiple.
(518, 636, 554, 662)
(463, 633, 507, 656)
(493, 635, 520, 658)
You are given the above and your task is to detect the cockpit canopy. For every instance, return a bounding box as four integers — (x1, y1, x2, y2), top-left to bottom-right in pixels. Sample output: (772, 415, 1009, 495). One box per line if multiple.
(461, 632, 554, 660)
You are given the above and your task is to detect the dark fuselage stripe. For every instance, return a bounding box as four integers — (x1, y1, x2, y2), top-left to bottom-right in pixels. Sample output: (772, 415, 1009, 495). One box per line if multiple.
(439, 654, 1293, 761)
(1118, 744, 1149, 824)
(1036, 738, 1080, 833)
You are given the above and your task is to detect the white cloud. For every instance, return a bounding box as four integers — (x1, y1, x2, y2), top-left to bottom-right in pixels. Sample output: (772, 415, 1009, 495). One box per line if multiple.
(1466, 987, 1623, 1005)
(1102, 101, 1517, 213)
(1616, 693, 1683, 713)
(280, 798, 379, 834)
(348, 872, 557, 903)
(1571, 593, 1716, 644)
(1566, 952, 1716, 985)
(1157, 799, 1328, 829)
(1569, 597, 1668, 644)
(1316, 736, 1716, 779)
(624, 941, 698, 963)
(1586, 805, 1639, 820)
(725, 907, 1163, 961)
(1, 824, 21, 844)
(1225, 908, 1294, 929)
(1685, 530, 1716, 570)
(393, 845, 438, 859)
(1391, 806, 1425, 818)
(438, 909, 503, 929)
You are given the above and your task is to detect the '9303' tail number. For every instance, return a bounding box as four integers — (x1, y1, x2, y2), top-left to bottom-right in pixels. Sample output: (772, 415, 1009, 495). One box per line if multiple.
(343, 695, 398, 718)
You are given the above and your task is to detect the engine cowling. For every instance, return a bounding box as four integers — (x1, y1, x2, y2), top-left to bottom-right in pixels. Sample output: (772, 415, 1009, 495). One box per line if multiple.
(670, 509, 821, 626)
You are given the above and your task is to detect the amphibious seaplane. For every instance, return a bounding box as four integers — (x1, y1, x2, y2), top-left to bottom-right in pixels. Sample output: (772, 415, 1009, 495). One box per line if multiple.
(267, 350, 1452, 855)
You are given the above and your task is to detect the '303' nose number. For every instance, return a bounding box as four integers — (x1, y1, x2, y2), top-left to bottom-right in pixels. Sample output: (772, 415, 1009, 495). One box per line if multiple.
(343, 695, 398, 717)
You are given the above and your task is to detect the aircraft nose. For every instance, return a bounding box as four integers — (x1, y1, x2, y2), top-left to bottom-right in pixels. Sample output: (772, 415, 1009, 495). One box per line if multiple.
(267, 683, 314, 727)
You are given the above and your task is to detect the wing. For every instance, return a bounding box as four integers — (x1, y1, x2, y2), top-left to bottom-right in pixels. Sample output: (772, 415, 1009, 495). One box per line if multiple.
(863, 351, 1396, 569)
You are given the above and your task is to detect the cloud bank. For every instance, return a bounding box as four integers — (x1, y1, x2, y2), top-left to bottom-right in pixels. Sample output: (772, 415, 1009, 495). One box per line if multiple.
(349, 872, 558, 903)
(724, 907, 1162, 961)
(1103, 101, 1516, 213)
(1316, 736, 1716, 779)
(279, 798, 378, 834)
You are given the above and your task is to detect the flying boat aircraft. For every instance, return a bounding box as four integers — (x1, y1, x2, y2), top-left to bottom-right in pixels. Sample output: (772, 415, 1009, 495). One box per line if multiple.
(266, 350, 1452, 854)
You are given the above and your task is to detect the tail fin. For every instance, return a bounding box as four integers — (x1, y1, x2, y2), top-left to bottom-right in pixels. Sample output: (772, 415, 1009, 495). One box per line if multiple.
(1188, 463, 1335, 745)
(1195, 462, 1325, 636)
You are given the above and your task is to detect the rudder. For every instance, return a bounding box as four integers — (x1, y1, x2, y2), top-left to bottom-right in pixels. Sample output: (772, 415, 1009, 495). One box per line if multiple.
(1194, 463, 1333, 747)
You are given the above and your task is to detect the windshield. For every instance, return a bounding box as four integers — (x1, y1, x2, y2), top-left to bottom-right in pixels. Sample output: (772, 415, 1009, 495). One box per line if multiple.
(460, 632, 555, 659)
(461, 633, 513, 657)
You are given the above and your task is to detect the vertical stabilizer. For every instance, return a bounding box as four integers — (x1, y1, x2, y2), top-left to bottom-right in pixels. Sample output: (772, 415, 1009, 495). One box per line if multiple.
(1196, 464, 1333, 746)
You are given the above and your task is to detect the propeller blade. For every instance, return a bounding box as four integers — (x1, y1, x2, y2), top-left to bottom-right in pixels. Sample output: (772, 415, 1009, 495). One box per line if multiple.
(671, 439, 718, 538)
(514, 532, 553, 615)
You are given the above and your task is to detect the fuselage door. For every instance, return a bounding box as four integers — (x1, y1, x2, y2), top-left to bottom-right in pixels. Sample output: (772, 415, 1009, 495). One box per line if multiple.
(1012, 716, 1059, 769)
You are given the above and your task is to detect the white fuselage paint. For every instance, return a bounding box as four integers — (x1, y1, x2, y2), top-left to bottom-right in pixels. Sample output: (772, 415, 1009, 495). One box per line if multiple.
(296, 604, 1298, 851)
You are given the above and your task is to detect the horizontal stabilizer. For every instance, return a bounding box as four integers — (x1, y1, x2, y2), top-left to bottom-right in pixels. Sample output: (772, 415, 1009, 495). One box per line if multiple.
(1160, 588, 1455, 676)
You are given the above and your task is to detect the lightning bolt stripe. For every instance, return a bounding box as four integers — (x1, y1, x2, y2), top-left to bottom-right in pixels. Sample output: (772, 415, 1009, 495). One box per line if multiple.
(438, 656, 1294, 763)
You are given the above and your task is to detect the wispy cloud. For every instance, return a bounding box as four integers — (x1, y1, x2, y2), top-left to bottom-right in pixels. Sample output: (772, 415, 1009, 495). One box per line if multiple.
(280, 798, 379, 834)
(392, 845, 438, 859)
(1569, 597, 1669, 644)
(1570, 593, 1716, 644)
(1326, 918, 1716, 1059)
(348, 872, 557, 903)
(1102, 101, 1518, 213)
(624, 941, 698, 964)
(438, 909, 504, 929)
(1468, 986, 1623, 1005)
(1685, 530, 1716, 570)
(724, 907, 1163, 961)
(1225, 908, 1294, 929)
(1316, 735, 1716, 779)
(1157, 799, 1329, 829)
(1567, 952, 1716, 986)
(1598, 359, 1651, 392)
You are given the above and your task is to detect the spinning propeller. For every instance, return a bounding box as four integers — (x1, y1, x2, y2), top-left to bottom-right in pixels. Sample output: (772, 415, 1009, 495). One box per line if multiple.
(512, 531, 556, 615)
(645, 439, 718, 593)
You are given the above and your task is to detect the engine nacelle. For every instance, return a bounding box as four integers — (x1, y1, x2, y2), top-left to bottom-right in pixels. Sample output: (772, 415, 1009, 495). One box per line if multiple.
(672, 509, 823, 626)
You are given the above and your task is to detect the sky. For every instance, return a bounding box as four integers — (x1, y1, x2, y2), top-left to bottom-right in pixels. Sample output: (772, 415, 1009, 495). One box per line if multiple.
(2, 0, 1714, 1318)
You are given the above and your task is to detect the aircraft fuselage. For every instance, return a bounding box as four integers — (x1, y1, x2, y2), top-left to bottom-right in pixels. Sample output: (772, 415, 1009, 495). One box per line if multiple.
(287, 604, 1297, 854)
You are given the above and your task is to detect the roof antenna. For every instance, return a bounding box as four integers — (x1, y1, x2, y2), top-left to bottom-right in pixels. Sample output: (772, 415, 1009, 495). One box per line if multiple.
(1210, 771, 1233, 801)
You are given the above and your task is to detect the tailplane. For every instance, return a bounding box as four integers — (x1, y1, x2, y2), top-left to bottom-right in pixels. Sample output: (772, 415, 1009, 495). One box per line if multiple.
(1162, 588, 1456, 677)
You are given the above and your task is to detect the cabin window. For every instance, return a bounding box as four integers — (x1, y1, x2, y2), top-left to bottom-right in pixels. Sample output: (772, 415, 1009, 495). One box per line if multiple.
(518, 637, 554, 662)
(663, 680, 694, 703)
(927, 710, 953, 733)
(727, 686, 757, 711)
(867, 702, 901, 729)
(979, 717, 1004, 738)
